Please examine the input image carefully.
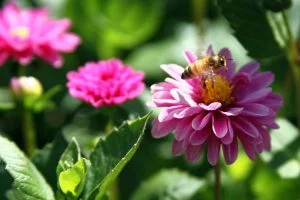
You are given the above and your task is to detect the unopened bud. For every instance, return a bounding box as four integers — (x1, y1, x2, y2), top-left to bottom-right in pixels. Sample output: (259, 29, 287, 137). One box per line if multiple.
(10, 76, 43, 98)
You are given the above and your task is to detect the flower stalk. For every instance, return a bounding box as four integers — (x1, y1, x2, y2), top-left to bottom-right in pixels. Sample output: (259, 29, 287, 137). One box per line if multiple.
(22, 109, 37, 157)
(282, 11, 300, 128)
(214, 162, 221, 200)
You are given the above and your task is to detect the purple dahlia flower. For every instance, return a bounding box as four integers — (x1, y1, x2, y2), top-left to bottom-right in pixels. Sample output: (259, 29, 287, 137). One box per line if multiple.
(148, 46, 283, 165)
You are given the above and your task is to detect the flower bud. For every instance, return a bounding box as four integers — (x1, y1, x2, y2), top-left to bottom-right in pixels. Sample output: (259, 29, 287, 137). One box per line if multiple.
(11, 76, 43, 99)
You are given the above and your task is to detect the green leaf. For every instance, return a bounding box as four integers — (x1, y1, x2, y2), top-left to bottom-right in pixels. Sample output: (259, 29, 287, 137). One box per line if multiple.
(0, 159, 13, 200)
(56, 138, 81, 176)
(0, 135, 55, 200)
(131, 169, 205, 200)
(84, 113, 151, 199)
(0, 88, 15, 110)
(31, 85, 62, 113)
(217, 0, 289, 83)
(261, 118, 300, 178)
(252, 164, 300, 200)
(58, 158, 90, 198)
(32, 132, 68, 189)
(218, 0, 283, 59)
(63, 0, 163, 58)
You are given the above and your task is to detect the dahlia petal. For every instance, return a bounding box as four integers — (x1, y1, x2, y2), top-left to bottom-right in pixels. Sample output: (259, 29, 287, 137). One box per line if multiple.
(251, 71, 274, 89)
(240, 139, 256, 160)
(175, 118, 193, 141)
(238, 61, 260, 75)
(260, 93, 283, 110)
(0, 52, 10, 65)
(158, 106, 184, 122)
(220, 107, 243, 116)
(192, 112, 212, 130)
(2, 3, 21, 27)
(172, 139, 184, 156)
(199, 102, 222, 110)
(161, 64, 184, 80)
(206, 45, 214, 55)
(190, 127, 211, 145)
(237, 88, 272, 104)
(152, 118, 177, 138)
(150, 82, 174, 92)
(166, 78, 193, 92)
(259, 127, 271, 150)
(152, 98, 178, 107)
(170, 88, 197, 106)
(173, 106, 202, 119)
(232, 72, 251, 86)
(212, 113, 228, 138)
(255, 143, 264, 154)
(185, 144, 203, 163)
(184, 50, 198, 64)
(268, 122, 280, 129)
(207, 136, 221, 165)
(222, 137, 238, 164)
(232, 118, 259, 138)
(221, 119, 234, 144)
(51, 33, 81, 52)
(44, 19, 72, 36)
(241, 103, 270, 117)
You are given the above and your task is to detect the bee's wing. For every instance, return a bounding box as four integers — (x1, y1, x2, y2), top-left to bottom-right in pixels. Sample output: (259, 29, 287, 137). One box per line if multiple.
(195, 41, 210, 58)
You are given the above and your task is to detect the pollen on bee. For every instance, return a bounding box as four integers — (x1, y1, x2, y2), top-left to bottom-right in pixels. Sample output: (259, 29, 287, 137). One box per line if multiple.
(201, 74, 233, 106)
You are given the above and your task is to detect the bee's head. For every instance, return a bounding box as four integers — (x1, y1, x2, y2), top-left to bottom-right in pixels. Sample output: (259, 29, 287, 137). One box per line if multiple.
(214, 54, 227, 70)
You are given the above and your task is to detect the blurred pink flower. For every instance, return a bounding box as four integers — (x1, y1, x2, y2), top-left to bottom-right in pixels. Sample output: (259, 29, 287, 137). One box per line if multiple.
(148, 47, 283, 165)
(0, 3, 80, 67)
(67, 59, 145, 107)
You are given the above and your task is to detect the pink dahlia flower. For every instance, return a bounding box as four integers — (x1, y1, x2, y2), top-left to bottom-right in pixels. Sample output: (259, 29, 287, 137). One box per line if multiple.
(0, 3, 80, 67)
(148, 46, 283, 165)
(67, 59, 145, 107)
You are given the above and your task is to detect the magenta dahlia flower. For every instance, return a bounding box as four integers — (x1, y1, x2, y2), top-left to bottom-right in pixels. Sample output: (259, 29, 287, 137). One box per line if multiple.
(148, 47, 283, 165)
(0, 3, 80, 67)
(67, 59, 145, 107)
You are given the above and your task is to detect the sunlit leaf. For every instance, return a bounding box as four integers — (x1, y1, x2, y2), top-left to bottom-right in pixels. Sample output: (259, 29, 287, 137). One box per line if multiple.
(58, 158, 90, 198)
(131, 169, 204, 200)
(56, 138, 81, 176)
(0, 88, 15, 111)
(261, 118, 300, 178)
(0, 135, 55, 200)
(63, 0, 163, 58)
(217, 0, 290, 84)
(83, 113, 151, 199)
(252, 165, 300, 200)
(32, 132, 68, 189)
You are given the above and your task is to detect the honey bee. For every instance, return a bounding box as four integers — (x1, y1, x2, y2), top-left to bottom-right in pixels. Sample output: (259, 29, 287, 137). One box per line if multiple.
(181, 54, 227, 80)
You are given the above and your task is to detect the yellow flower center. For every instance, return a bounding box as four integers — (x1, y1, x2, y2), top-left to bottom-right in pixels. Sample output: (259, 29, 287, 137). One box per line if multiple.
(9, 26, 30, 39)
(202, 74, 233, 106)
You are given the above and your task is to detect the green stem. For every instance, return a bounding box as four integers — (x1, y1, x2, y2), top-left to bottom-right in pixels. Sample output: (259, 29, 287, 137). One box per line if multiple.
(22, 109, 37, 157)
(282, 11, 300, 128)
(214, 162, 221, 200)
(18, 66, 26, 77)
(282, 11, 293, 44)
(104, 107, 118, 200)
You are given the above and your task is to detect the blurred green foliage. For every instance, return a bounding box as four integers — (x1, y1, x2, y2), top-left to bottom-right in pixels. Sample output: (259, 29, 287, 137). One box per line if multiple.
(0, 0, 300, 199)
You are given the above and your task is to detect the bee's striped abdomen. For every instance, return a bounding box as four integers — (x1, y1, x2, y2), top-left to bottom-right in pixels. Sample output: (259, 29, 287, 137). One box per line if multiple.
(181, 64, 194, 79)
